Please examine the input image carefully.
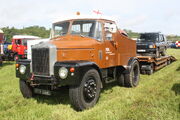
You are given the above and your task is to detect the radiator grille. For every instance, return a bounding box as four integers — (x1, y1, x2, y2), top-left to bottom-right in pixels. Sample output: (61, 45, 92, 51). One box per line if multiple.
(137, 44, 148, 49)
(32, 48, 50, 76)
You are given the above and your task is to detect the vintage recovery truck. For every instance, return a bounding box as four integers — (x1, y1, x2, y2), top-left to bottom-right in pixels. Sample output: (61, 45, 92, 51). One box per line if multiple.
(16, 16, 140, 110)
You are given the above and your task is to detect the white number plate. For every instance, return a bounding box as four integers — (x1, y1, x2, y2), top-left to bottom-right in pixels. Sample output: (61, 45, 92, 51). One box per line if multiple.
(137, 49, 146, 52)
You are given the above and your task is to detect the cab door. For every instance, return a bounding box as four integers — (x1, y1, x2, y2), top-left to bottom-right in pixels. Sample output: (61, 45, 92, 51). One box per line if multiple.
(104, 22, 117, 67)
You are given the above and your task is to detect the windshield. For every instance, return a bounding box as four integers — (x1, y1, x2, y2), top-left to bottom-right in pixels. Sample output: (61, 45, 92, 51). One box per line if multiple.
(138, 34, 159, 42)
(22, 40, 27, 45)
(53, 22, 70, 37)
(71, 20, 97, 38)
(52, 20, 102, 40)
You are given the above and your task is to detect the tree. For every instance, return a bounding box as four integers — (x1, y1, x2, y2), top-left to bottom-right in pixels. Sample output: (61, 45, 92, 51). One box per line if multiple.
(1, 26, 50, 42)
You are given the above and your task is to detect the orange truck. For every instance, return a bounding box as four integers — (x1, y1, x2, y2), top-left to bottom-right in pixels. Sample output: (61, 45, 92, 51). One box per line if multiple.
(16, 16, 140, 111)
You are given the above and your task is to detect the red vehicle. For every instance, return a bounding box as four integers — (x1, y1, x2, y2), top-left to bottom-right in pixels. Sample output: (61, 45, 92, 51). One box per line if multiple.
(175, 41, 180, 48)
(0, 29, 4, 44)
(11, 35, 40, 60)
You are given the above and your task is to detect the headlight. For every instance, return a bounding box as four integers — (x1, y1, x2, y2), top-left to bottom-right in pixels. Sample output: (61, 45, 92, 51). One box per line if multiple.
(59, 67, 68, 79)
(19, 65, 26, 74)
(149, 45, 154, 48)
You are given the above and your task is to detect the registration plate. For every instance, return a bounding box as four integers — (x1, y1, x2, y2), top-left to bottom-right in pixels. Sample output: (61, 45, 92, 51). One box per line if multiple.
(137, 49, 146, 52)
(34, 88, 52, 96)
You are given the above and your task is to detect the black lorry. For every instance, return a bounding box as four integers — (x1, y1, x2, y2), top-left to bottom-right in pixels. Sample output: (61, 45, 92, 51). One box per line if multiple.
(136, 32, 168, 58)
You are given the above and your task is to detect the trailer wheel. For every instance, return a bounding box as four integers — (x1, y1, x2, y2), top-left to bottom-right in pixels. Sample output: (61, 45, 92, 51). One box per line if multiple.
(19, 79, 33, 98)
(141, 70, 146, 74)
(117, 73, 125, 86)
(69, 69, 101, 111)
(147, 64, 154, 75)
(167, 60, 171, 65)
(146, 70, 153, 75)
(124, 60, 140, 87)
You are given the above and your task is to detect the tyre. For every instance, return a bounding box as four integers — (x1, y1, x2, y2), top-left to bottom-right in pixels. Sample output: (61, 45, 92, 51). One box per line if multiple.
(117, 73, 125, 86)
(14, 54, 19, 61)
(141, 70, 146, 74)
(19, 79, 33, 98)
(167, 60, 171, 65)
(124, 60, 140, 87)
(69, 69, 101, 111)
(146, 70, 153, 75)
(147, 64, 154, 75)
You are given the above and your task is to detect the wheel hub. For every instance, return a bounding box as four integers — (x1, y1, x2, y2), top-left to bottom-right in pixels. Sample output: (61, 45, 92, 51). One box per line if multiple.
(83, 79, 97, 101)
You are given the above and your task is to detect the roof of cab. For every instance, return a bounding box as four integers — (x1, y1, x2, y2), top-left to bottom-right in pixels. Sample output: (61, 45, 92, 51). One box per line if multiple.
(53, 14, 116, 24)
(13, 35, 40, 39)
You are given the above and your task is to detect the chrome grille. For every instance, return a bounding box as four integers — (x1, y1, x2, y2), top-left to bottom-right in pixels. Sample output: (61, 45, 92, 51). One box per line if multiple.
(32, 48, 49, 76)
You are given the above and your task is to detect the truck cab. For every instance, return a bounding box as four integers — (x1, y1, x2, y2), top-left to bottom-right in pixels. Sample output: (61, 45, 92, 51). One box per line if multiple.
(16, 17, 140, 111)
(12, 35, 40, 60)
(137, 33, 168, 57)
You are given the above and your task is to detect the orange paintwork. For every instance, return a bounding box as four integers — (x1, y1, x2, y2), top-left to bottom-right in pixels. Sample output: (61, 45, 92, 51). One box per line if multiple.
(50, 19, 136, 69)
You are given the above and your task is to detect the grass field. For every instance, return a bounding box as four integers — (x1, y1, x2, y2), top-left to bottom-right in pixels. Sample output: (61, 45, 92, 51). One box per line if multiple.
(0, 49, 180, 120)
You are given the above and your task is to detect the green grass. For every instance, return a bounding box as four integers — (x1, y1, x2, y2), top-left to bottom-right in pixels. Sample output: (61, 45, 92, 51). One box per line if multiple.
(0, 49, 180, 120)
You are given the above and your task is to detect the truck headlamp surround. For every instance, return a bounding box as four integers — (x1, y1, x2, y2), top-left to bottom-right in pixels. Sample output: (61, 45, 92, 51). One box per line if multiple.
(19, 65, 26, 74)
(59, 67, 68, 79)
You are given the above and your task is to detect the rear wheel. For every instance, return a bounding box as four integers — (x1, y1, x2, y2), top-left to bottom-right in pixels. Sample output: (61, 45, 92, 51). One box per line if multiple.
(124, 60, 140, 87)
(19, 79, 33, 98)
(69, 69, 101, 111)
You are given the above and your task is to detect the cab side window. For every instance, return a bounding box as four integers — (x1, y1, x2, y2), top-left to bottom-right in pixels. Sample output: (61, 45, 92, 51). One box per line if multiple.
(105, 23, 112, 40)
(104, 22, 117, 41)
(16, 39, 21, 45)
(95, 22, 102, 41)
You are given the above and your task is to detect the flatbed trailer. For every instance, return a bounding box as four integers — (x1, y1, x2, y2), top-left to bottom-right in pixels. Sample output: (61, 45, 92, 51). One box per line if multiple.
(137, 55, 176, 75)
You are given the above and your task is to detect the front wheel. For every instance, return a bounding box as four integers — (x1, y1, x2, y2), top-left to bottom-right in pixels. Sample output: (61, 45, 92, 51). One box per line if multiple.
(69, 69, 101, 111)
(124, 60, 140, 87)
(14, 54, 19, 61)
(19, 79, 33, 98)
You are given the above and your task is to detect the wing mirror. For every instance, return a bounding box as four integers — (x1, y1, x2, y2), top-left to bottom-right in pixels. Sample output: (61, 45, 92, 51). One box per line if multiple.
(104, 23, 117, 33)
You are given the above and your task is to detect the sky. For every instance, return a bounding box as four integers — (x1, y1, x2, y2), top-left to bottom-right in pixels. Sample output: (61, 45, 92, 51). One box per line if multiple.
(0, 0, 180, 35)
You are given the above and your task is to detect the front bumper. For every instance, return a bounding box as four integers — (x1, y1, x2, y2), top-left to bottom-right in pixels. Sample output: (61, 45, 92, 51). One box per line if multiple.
(16, 60, 91, 87)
